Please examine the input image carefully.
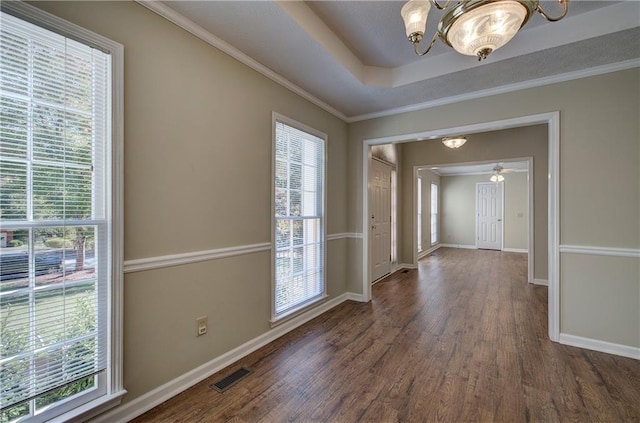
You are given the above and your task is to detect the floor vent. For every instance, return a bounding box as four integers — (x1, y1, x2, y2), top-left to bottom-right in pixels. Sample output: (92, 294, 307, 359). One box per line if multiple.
(210, 367, 252, 393)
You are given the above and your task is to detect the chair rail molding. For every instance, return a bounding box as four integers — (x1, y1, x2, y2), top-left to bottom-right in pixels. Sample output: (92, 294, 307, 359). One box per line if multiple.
(559, 245, 640, 258)
(123, 243, 272, 273)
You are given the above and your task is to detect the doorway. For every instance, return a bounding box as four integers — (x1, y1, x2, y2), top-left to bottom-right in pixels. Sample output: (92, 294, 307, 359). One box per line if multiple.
(361, 112, 560, 341)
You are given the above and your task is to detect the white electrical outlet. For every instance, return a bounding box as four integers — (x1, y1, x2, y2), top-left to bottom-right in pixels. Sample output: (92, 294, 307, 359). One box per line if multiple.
(196, 316, 208, 337)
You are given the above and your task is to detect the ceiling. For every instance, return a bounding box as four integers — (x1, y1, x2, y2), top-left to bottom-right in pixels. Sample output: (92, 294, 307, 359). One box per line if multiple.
(145, 1, 640, 121)
(424, 160, 529, 176)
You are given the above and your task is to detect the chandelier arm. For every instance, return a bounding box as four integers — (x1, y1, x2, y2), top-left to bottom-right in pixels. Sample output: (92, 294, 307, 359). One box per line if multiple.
(414, 31, 440, 56)
(430, 0, 453, 11)
(536, 0, 569, 22)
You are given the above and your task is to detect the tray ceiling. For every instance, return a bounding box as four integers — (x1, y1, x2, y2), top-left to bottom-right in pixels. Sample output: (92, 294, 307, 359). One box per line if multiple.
(150, 1, 640, 120)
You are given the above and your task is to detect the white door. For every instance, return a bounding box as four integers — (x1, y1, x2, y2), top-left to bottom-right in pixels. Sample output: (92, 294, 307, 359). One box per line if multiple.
(369, 158, 392, 281)
(477, 182, 503, 250)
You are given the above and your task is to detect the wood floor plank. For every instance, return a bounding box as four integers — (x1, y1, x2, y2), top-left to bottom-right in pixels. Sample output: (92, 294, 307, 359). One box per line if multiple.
(131, 248, 640, 423)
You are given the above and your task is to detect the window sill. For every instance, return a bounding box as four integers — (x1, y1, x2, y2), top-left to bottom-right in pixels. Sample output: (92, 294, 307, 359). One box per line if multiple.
(270, 294, 329, 328)
(57, 390, 126, 423)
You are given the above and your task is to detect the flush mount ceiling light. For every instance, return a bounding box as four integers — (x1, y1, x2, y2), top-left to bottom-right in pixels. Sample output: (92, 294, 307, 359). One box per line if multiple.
(401, 0, 569, 61)
(442, 136, 467, 148)
(490, 165, 505, 182)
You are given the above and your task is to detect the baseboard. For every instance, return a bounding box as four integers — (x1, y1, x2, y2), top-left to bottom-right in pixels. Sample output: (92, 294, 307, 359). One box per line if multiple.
(559, 333, 640, 360)
(439, 244, 477, 250)
(532, 278, 548, 286)
(346, 292, 366, 302)
(418, 244, 441, 259)
(502, 248, 528, 253)
(398, 263, 418, 269)
(92, 292, 358, 423)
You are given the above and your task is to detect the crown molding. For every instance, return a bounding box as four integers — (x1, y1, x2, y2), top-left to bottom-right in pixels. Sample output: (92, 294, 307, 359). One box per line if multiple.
(347, 59, 640, 122)
(135, 1, 348, 122)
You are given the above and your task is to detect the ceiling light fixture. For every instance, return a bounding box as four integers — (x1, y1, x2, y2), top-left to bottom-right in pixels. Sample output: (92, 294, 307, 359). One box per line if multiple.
(401, 0, 569, 61)
(490, 165, 505, 182)
(442, 136, 467, 148)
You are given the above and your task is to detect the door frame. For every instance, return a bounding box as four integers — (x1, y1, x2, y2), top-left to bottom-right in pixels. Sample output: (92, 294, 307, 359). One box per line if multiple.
(361, 112, 560, 342)
(475, 181, 505, 251)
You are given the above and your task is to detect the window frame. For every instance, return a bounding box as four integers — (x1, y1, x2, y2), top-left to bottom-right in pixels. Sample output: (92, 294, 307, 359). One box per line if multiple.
(0, 2, 125, 421)
(270, 112, 327, 325)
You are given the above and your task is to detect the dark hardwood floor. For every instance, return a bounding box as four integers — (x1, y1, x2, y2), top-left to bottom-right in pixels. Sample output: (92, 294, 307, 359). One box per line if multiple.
(132, 248, 640, 422)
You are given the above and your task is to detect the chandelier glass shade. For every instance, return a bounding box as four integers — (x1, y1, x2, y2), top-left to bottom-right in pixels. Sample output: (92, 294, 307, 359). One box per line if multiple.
(401, 0, 569, 60)
(401, 0, 432, 39)
(442, 136, 467, 148)
(446, 1, 528, 59)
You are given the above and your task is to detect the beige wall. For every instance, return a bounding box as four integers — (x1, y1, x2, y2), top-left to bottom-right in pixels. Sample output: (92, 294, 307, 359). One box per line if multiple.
(417, 169, 440, 253)
(561, 254, 639, 347)
(440, 172, 528, 250)
(504, 172, 528, 250)
(397, 126, 547, 277)
(440, 175, 482, 247)
(348, 69, 640, 348)
(31, 0, 349, 403)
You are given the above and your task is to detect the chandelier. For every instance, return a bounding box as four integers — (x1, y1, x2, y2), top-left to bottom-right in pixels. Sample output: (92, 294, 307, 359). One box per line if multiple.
(401, 0, 569, 60)
(490, 165, 505, 182)
(442, 136, 467, 148)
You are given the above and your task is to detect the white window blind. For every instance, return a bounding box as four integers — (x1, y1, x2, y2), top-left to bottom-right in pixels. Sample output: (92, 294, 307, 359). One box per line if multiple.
(431, 183, 438, 245)
(0, 10, 111, 421)
(274, 119, 325, 316)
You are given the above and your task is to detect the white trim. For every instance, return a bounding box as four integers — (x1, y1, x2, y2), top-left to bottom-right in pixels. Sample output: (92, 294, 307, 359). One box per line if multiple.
(123, 243, 272, 273)
(91, 292, 357, 423)
(559, 245, 640, 258)
(346, 292, 366, 302)
(398, 263, 418, 270)
(439, 244, 477, 250)
(527, 157, 534, 286)
(533, 279, 549, 286)
(362, 112, 560, 344)
(348, 60, 640, 123)
(327, 232, 362, 241)
(559, 333, 640, 360)
(362, 143, 371, 301)
(503, 248, 528, 254)
(269, 294, 330, 327)
(548, 112, 560, 342)
(418, 244, 441, 259)
(136, 1, 347, 122)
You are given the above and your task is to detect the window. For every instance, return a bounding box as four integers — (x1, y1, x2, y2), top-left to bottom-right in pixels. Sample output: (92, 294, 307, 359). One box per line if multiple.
(0, 3, 123, 422)
(431, 183, 438, 245)
(273, 115, 326, 319)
